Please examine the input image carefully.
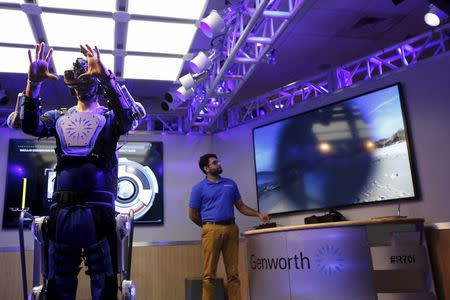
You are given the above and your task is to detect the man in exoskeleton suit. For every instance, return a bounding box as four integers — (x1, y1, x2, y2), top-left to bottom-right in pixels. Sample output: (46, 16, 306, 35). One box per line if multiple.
(8, 42, 144, 299)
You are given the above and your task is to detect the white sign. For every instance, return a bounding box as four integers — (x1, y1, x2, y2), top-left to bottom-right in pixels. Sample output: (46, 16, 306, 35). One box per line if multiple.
(247, 227, 376, 300)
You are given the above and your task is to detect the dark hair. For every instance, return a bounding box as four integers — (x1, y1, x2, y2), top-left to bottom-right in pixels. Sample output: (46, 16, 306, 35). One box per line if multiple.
(199, 153, 217, 174)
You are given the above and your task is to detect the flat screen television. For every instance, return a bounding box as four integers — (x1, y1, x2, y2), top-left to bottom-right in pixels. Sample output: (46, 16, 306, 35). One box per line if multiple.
(252, 84, 417, 215)
(2, 139, 164, 227)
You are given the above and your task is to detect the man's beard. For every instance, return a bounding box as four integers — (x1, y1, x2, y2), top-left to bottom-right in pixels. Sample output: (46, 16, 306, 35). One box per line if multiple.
(211, 168, 223, 176)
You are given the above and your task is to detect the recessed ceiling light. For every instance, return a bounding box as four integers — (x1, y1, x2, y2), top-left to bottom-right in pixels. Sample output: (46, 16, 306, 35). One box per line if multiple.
(127, 20, 197, 54)
(0, 46, 31, 73)
(0, 8, 35, 45)
(37, 0, 116, 12)
(127, 0, 207, 20)
(42, 12, 114, 50)
(124, 56, 183, 81)
(51, 50, 114, 76)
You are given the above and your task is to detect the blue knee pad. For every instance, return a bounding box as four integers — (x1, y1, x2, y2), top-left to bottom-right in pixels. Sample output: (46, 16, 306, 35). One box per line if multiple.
(48, 241, 82, 279)
(84, 238, 116, 300)
(84, 238, 114, 277)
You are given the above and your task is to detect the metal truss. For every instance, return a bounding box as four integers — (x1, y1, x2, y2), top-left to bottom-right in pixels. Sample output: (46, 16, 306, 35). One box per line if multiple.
(225, 23, 450, 130)
(188, 0, 305, 131)
(140, 113, 185, 134)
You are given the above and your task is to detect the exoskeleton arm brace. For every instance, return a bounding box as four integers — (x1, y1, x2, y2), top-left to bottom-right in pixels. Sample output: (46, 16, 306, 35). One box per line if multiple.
(12, 92, 56, 138)
(102, 72, 146, 133)
(6, 92, 22, 129)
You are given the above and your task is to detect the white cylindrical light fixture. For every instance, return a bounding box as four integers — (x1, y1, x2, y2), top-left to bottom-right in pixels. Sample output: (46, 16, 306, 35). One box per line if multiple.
(200, 10, 225, 38)
(164, 90, 177, 103)
(161, 101, 171, 111)
(189, 51, 210, 74)
(179, 73, 196, 89)
(424, 5, 447, 27)
(176, 86, 194, 102)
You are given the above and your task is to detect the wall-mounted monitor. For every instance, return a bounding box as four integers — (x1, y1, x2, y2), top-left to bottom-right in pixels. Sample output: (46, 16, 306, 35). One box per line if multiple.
(2, 139, 164, 227)
(252, 84, 417, 215)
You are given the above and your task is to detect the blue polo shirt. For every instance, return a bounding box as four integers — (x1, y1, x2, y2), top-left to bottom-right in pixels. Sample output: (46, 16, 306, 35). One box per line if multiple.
(189, 177, 241, 222)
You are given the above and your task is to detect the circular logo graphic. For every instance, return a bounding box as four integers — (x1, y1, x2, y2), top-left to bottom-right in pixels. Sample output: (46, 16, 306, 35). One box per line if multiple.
(116, 157, 159, 220)
(314, 244, 344, 276)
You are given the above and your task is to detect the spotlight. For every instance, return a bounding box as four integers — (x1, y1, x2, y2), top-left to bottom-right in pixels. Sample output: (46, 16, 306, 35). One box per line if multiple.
(161, 101, 170, 111)
(161, 90, 178, 111)
(161, 96, 183, 111)
(164, 90, 177, 104)
(424, 4, 448, 27)
(175, 86, 195, 102)
(200, 10, 226, 38)
(179, 72, 208, 90)
(189, 52, 209, 74)
(199, 6, 238, 39)
(179, 73, 196, 90)
(189, 49, 220, 74)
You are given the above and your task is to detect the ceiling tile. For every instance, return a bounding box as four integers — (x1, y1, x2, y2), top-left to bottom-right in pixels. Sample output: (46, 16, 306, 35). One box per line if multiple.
(127, 20, 197, 55)
(0, 46, 30, 73)
(37, 0, 116, 12)
(124, 56, 184, 81)
(51, 50, 114, 76)
(42, 13, 115, 50)
(0, 8, 35, 44)
(128, 0, 208, 20)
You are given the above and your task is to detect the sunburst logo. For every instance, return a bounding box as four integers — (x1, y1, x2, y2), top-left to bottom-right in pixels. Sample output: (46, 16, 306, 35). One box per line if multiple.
(66, 117, 94, 142)
(314, 244, 344, 276)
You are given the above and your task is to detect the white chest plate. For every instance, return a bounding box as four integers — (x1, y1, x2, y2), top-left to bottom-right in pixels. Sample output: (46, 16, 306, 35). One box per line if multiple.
(56, 112, 106, 156)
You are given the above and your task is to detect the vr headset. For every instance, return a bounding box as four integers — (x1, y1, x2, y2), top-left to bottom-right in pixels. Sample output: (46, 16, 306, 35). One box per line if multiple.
(63, 58, 97, 88)
(64, 58, 103, 96)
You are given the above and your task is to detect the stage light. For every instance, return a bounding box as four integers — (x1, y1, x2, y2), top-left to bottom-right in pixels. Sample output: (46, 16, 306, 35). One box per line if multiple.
(200, 10, 226, 38)
(189, 52, 209, 74)
(161, 90, 181, 111)
(161, 101, 172, 111)
(176, 86, 195, 102)
(199, 5, 239, 39)
(424, 4, 448, 27)
(164, 90, 177, 104)
(189, 49, 220, 73)
(179, 71, 208, 90)
(179, 73, 196, 90)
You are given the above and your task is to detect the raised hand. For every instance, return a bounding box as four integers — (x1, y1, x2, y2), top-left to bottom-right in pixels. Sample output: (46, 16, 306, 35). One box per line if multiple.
(78, 44, 109, 81)
(28, 42, 58, 83)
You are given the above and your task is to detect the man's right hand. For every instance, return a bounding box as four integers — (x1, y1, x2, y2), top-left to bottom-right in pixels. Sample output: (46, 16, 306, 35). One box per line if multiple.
(27, 42, 58, 84)
(26, 42, 58, 98)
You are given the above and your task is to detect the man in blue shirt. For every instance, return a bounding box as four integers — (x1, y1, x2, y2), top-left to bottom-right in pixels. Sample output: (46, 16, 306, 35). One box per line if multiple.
(189, 153, 270, 300)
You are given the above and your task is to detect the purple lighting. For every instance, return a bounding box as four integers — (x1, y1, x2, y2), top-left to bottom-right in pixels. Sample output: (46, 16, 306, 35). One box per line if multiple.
(200, 23, 214, 38)
(10, 164, 25, 177)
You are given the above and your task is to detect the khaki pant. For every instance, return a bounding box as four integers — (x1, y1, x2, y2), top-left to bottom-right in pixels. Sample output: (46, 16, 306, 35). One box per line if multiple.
(201, 223, 241, 300)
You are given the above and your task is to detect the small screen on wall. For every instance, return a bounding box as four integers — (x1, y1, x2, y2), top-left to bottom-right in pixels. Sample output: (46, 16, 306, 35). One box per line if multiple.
(252, 84, 417, 215)
(2, 139, 164, 227)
